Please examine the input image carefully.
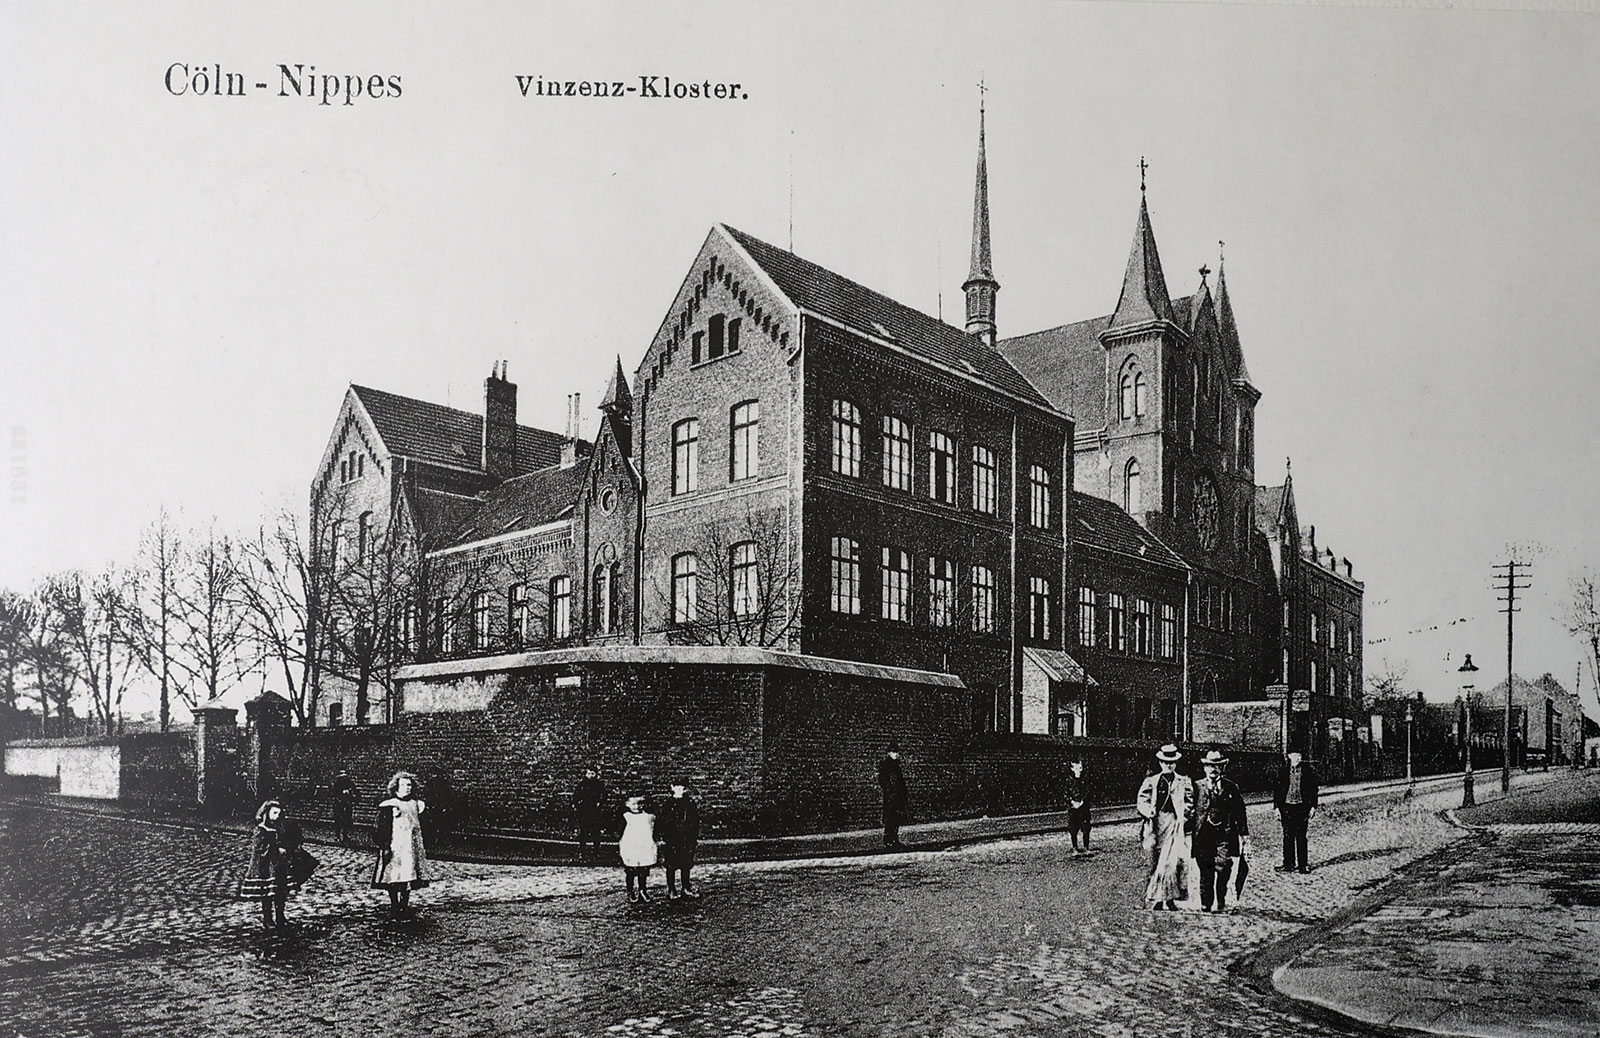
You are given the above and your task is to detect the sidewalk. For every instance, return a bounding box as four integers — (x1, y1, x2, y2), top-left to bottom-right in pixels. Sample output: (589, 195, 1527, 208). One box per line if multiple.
(1265, 769, 1600, 1038)
(7, 769, 1467, 865)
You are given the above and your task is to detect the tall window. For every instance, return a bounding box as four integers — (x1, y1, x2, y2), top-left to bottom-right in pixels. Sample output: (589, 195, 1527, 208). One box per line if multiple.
(471, 591, 491, 650)
(1028, 465, 1052, 528)
(327, 702, 343, 727)
(927, 556, 955, 628)
(1124, 459, 1141, 514)
(730, 401, 759, 482)
(730, 542, 758, 617)
(1120, 370, 1136, 420)
(1310, 660, 1319, 694)
(435, 596, 451, 655)
(882, 416, 912, 491)
(1132, 598, 1152, 655)
(881, 548, 911, 622)
(672, 419, 699, 495)
(592, 565, 612, 633)
(402, 603, 419, 656)
(1282, 648, 1289, 682)
(707, 313, 726, 360)
(1078, 587, 1096, 648)
(1159, 603, 1177, 660)
(830, 400, 861, 477)
(970, 445, 997, 515)
(1107, 592, 1126, 652)
(508, 584, 528, 647)
(928, 432, 956, 504)
(549, 576, 572, 640)
(830, 537, 861, 614)
(1028, 577, 1052, 641)
(671, 553, 697, 624)
(357, 511, 373, 564)
(970, 565, 996, 634)
(1310, 611, 1319, 643)
(1328, 618, 1337, 649)
(727, 317, 742, 355)
(1135, 371, 1147, 417)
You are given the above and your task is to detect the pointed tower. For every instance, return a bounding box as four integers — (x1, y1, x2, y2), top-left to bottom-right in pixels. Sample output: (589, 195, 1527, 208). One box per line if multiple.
(963, 101, 999, 347)
(1107, 177, 1175, 330)
(1215, 257, 1253, 387)
(1215, 254, 1261, 475)
(598, 355, 634, 458)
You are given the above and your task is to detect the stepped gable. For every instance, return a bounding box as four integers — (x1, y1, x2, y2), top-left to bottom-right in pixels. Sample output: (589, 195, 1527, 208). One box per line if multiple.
(352, 384, 575, 474)
(720, 225, 1051, 409)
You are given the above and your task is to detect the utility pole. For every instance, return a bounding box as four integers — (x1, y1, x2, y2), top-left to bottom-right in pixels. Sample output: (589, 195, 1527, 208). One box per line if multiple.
(1493, 560, 1532, 793)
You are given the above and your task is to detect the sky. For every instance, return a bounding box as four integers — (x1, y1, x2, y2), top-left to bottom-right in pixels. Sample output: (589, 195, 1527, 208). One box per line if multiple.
(3, 1, 1598, 719)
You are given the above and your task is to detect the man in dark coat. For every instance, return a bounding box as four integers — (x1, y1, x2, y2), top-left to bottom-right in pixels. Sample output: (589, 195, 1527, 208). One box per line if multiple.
(573, 767, 610, 861)
(1189, 749, 1249, 913)
(330, 769, 357, 845)
(877, 742, 909, 848)
(657, 783, 702, 899)
(1273, 750, 1320, 873)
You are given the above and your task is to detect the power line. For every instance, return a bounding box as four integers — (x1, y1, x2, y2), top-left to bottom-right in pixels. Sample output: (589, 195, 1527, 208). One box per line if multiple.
(1493, 559, 1533, 793)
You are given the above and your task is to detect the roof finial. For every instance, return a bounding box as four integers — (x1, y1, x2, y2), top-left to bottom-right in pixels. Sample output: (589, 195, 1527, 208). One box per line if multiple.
(1198, 264, 1210, 287)
(1285, 456, 1292, 475)
(1139, 156, 1148, 194)
(1218, 239, 1226, 265)
(977, 74, 987, 114)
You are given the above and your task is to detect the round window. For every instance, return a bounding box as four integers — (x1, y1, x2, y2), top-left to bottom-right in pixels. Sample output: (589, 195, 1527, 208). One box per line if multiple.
(600, 487, 617, 514)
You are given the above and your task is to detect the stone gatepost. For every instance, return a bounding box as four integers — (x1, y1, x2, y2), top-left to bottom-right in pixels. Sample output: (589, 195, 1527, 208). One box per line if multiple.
(193, 703, 239, 816)
(243, 691, 293, 803)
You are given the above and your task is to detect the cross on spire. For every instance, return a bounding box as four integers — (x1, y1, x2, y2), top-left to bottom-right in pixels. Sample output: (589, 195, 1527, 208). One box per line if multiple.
(1139, 156, 1148, 193)
(977, 75, 987, 113)
(1218, 239, 1226, 264)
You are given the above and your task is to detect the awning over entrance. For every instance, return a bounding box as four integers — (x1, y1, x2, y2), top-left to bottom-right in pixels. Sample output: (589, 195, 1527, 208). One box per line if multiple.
(1022, 647, 1098, 686)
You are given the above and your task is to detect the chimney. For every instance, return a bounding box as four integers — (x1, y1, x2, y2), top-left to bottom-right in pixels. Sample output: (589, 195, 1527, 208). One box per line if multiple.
(560, 392, 581, 469)
(483, 361, 518, 480)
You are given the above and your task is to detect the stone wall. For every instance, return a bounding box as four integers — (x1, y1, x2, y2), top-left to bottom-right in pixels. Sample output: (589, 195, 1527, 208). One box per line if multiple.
(118, 731, 195, 810)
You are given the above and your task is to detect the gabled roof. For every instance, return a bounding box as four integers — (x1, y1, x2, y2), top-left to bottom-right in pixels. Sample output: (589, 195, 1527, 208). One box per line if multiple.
(407, 487, 486, 544)
(1254, 484, 1288, 537)
(998, 294, 1197, 426)
(440, 461, 590, 548)
(1107, 195, 1176, 329)
(1071, 491, 1187, 570)
(351, 384, 572, 474)
(720, 225, 1051, 408)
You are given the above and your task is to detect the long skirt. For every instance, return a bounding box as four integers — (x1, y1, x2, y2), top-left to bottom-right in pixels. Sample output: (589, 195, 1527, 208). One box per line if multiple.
(1144, 811, 1189, 903)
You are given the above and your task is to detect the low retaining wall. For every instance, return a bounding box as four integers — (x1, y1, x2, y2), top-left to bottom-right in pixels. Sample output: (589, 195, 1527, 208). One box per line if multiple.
(3, 739, 120, 799)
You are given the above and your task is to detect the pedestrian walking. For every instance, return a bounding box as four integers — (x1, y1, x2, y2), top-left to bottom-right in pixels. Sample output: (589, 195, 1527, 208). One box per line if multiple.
(877, 741, 909, 849)
(1273, 750, 1319, 874)
(619, 795, 658, 903)
(573, 767, 611, 861)
(237, 799, 310, 933)
(1136, 744, 1192, 910)
(658, 782, 702, 900)
(371, 770, 430, 919)
(330, 769, 357, 845)
(1189, 749, 1250, 913)
(1063, 759, 1093, 856)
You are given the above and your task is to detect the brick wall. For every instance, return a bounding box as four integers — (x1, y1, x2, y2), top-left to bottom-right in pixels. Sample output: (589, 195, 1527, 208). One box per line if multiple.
(119, 731, 195, 810)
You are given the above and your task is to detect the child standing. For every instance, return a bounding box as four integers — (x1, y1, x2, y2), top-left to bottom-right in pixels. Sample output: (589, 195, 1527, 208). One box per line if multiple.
(657, 783, 702, 900)
(1064, 760, 1093, 857)
(371, 770, 431, 919)
(618, 795, 658, 903)
(237, 800, 301, 932)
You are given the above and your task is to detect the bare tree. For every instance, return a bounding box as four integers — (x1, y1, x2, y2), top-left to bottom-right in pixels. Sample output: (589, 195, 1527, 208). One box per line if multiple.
(123, 509, 183, 731)
(655, 507, 799, 648)
(168, 523, 254, 713)
(1365, 657, 1418, 708)
(235, 509, 329, 728)
(25, 578, 78, 734)
(0, 589, 33, 721)
(1569, 569, 1600, 706)
(40, 569, 138, 736)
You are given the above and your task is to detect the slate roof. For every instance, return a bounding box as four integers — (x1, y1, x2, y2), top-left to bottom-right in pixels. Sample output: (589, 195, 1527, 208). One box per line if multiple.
(998, 294, 1197, 426)
(720, 226, 1052, 409)
(408, 487, 485, 544)
(1071, 492, 1187, 570)
(351, 384, 573, 474)
(1255, 484, 1287, 537)
(440, 461, 589, 548)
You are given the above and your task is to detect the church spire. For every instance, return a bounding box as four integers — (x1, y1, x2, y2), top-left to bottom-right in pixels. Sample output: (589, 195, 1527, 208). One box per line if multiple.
(963, 87, 999, 347)
(1215, 250, 1253, 385)
(1107, 162, 1175, 330)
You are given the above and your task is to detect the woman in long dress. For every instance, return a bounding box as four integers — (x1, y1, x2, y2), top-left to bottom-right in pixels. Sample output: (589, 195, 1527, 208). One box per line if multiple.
(1136, 745, 1193, 910)
(372, 770, 430, 919)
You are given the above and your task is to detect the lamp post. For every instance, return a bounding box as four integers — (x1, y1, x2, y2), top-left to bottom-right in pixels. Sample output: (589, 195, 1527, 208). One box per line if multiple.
(1405, 700, 1414, 783)
(1460, 654, 1479, 808)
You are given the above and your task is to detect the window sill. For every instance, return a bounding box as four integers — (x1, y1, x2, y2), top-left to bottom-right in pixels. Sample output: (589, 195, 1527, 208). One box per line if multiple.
(689, 349, 742, 369)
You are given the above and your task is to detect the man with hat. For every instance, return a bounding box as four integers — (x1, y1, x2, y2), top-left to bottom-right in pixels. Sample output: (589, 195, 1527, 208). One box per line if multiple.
(877, 741, 909, 849)
(1136, 744, 1193, 909)
(1189, 749, 1250, 913)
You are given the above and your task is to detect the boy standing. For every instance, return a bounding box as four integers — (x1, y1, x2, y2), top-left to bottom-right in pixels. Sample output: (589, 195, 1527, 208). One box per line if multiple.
(1063, 760, 1092, 856)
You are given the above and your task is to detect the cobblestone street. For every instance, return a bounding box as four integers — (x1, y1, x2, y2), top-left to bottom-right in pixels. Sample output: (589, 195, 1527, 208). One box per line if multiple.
(0, 775, 1558, 1037)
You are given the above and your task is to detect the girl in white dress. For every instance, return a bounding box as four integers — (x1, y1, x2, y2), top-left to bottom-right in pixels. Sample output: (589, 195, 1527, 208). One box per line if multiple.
(618, 795, 658, 903)
(371, 771, 430, 918)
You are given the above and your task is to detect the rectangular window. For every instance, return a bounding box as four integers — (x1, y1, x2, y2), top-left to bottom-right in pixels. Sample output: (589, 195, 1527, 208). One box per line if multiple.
(882, 416, 912, 491)
(1078, 587, 1096, 648)
(727, 317, 741, 355)
(401, 603, 419, 656)
(971, 565, 996, 634)
(881, 547, 911, 623)
(1132, 598, 1152, 655)
(672, 418, 699, 495)
(927, 556, 955, 628)
(357, 511, 372, 564)
(831, 400, 861, 478)
(435, 596, 452, 655)
(549, 576, 571, 640)
(708, 313, 726, 359)
(830, 537, 861, 615)
(671, 553, 697, 624)
(1160, 603, 1177, 660)
(731, 542, 758, 617)
(1028, 465, 1052, 528)
(692, 331, 703, 364)
(731, 401, 760, 482)
(471, 591, 491, 650)
(508, 583, 528, 647)
(1311, 611, 1319, 643)
(1107, 592, 1125, 652)
(1028, 577, 1052, 641)
(928, 431, 956, 504)
(970, 445, 997, 515)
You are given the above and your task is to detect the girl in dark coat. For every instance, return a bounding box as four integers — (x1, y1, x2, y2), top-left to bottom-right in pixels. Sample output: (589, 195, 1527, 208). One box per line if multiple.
(237, 800, 300, 931)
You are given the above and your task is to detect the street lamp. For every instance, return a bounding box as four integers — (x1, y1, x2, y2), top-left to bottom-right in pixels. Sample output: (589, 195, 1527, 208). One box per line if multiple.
(1405, 699, 1414, 783)
(1460, 654, 1479, 808)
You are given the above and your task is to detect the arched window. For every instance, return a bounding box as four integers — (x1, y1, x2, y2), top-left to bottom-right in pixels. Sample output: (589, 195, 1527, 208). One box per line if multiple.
(1124, 459, 1141, 514)
(1134, 371, 1147, 417)
(1120, 366, 1149, 420)
(1119, 371, 1135, 420)
(830, 400, 861, 477)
